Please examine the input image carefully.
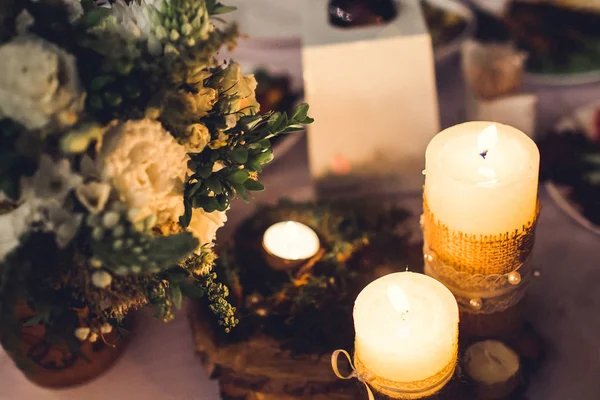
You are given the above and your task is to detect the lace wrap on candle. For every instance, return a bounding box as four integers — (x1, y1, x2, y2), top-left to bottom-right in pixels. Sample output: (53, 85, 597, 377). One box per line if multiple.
(331, 348, 457, 399)
(422, 196, 540, 314)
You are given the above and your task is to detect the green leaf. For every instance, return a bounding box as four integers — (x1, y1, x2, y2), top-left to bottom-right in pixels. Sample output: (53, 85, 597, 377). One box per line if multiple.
(268, 112, 288, 133)
(291, 103, 309, 123)
(180, 199, 192, 227)
(23, 314, 44, 327)
(232, 184, 249, 202)
(212, 5, 237, 15)
(202, 197, 219, 212)
(188, 181, 204, 197)
(206, 0, 216, 13)
(227, 169, 249, 184)
(81, 8, 111, 28)
(230, 147, 248, 164)
(90, 76, 116, 91)
(216, 195, 230, 211)
(245, 158, 263, 173)
(281, 126, 306, 134)
(239, 115, 263, 131)
(244, 180, 265, 191)
(181, 282, 205, 299)
(171, 286, 183, 310)
(258, 139, 271, 149)
(205, 177, 223, 194)
(167, 268, 189, 285)
(197, 165, 213, 179)
(268, 112, 282, 129)
(256, 149, 274, 165)
(93, 232, 199, 274)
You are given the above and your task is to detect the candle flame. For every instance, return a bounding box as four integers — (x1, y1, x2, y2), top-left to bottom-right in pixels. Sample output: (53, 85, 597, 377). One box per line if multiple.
(477, 125, 498, 156)
(387, 285, 410, 318)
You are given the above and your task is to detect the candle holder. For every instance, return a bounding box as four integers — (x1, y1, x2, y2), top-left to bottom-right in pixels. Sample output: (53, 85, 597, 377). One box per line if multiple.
(421, 196, 540, 315)
(332, 349, 456, 400)
(261, 221, 322, 271)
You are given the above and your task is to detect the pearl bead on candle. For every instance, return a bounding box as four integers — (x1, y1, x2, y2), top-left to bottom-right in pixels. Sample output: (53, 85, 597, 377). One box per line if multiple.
(353, 272, 459, 385)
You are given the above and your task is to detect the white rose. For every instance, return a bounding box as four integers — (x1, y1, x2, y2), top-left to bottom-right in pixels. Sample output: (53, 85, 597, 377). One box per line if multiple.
(97, 119, 189, 226)
(188, 208, 227, 248)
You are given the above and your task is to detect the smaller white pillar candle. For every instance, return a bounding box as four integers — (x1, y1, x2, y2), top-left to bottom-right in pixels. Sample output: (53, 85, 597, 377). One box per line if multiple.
(354, 272, 459, 384)
(262, 221, 320, 261)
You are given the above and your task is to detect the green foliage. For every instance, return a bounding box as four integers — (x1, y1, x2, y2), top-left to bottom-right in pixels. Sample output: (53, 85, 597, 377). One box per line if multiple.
(0, 0, 308, 365)
(92, 230, 199, 275)
(181, 103, 313, 227)
(178, 251, 238, 331)
(87, 205, 199, 275)
(206, 0, 237, 16)
(210, 200, 412, 355)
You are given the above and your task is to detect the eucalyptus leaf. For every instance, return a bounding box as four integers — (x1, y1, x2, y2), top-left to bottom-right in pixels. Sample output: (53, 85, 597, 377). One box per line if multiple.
(256, 150, 274, 165)
(244, 179, 265, 191)
(171, 286, 183, 310)
(227, 169, 249, 184)
(291, 103, 309, 123)
(188, 181, 204, 197)
(180, 199, 192, 227)
(230, 147, 248, 164)
(90, 76, 116, 91)
(197, 165, 213, 179)
(233, 184, 249, 202)
(81, 8, 110, 28)
(245, 158, 262, 173)
(205, 177, 223, 194)
(181, 282, 206, 299)
(166, 268, 189, 284)
(212, 5, 237, 15)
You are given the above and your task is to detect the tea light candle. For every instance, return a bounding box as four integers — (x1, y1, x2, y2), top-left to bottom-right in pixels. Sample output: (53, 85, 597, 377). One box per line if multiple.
(353, 272, 459, 392)
(262, 221, 320, 270)
(425, 122, 539, 235)
(463, 340, 521, 398)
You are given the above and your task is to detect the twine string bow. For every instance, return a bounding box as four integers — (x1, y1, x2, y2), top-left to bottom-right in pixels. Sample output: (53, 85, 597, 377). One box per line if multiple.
(331, 349, 375, 400)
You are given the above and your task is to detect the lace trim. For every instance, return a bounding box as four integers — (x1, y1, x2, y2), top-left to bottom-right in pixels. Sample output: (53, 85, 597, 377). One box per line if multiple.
(354, 348, 457, 399)
(421, 196, 540, 314)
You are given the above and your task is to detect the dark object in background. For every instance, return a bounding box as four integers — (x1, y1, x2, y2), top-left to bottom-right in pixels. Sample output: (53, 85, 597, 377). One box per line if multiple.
(505, 1, 600, 74)
(538, 127, 600, 225)
(328, 0, 398, 28)
(253, 69, 302, 147)
(470, 6, 511, 42)
(421, 0, 468, 48)
(254, 69, 301, 116)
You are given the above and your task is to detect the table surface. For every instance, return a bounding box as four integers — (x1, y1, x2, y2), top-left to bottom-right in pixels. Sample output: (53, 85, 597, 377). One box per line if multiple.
(3, 5, 600, 400)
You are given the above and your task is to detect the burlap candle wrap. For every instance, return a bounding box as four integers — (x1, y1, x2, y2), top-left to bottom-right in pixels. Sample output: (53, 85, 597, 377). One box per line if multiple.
(422, 196, 540, 314)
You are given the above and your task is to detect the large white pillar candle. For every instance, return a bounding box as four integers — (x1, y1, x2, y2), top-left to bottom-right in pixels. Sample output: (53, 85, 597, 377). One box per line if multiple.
(424, 122, 539, 235)
(353, 272, 459, 385)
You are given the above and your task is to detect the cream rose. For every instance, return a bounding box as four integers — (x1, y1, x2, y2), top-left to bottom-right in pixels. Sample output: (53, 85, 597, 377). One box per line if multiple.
(97, 119, 189, 226)
(0, 36, 83, 131)
(188, 208, 227, 248)
(184, 123, 211, 153)
(214, 62, 259, 116)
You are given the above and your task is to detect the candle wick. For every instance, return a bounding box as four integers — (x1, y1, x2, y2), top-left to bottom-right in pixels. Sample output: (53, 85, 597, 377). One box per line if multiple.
(401, 310, 409, 321)
(480, 150, 488, 159)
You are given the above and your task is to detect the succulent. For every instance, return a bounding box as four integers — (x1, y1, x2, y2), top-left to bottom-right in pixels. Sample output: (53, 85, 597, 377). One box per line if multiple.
(86, 201, 199, 277)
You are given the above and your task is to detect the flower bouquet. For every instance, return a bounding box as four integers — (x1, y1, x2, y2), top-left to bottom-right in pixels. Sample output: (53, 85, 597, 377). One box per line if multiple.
(0, 0, 312, 387)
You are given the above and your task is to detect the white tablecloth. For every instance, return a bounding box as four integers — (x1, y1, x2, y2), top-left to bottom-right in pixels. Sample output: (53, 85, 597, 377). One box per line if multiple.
(3, 15, 600, 400)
